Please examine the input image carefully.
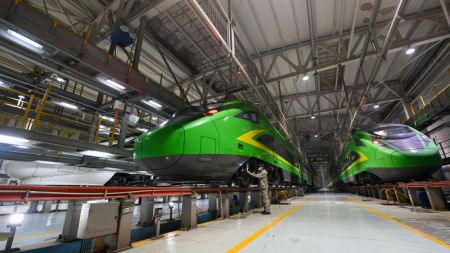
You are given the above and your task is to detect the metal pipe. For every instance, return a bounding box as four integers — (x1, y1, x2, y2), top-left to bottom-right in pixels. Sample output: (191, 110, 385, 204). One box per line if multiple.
(132, 17, 148, 70)
(347, 0, 360, 59)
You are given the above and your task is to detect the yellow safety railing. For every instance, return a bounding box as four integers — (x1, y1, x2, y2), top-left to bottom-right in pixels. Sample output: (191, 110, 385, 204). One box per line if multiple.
(0, 85, 113, 144)
(405, 83, 450, 121)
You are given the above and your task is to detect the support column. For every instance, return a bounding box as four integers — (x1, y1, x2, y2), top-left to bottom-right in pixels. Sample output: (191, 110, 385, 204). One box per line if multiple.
(118, 112, 130, 149)
(425, 187, 447, 211)
(208, 193, 218, 218)
(28, 201, 39, 213)
(229, 194, 236, 215)
(138, 197, 154, 226)
(60, 201, 84, 242)
(298, 188, 305, 197)
(42, 201, 52, 213)
(406, 188, 421, 207)
(88, 111, 100, 143)
(239, 192, 249, 213)
(219, 193, 230, 219)
(182, 195, 197, 229)
(115, 197, 135, 251)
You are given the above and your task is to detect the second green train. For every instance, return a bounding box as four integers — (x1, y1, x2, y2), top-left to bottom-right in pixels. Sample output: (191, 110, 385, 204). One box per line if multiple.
(330, 124, 442, 186)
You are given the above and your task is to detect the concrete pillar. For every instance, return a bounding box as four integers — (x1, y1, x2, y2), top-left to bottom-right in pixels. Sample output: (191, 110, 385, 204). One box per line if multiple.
(371, 188, 377, 198)
(425, 187, 447, 211)
(239, 192, 249, 213)
(42, 201, 52, 213)
(406, 188, 421, 207)
(28, 201, 39, 213)
(229, 194, 236, 215)
(60, 201, 84, 242)
(250, 191, 261, 209)
(298, 188, 305, 197)
(208, 193, 218, 217)
(288, 188, 295, 197)
(138, 197, 154, 226)
(182, 195, 197, 229)
(219, 193, 230, 219)
(118, 112, 130, 149)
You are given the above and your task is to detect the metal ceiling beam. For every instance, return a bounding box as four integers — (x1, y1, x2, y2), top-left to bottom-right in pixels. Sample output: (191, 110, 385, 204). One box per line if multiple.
(342, 0, 408, 150)
(0, 0, 184, 111)
(252, 8, 445, 59)
(287, 97, 402, 120)
(265, 31, 450, 84)
(185, 0, 300, 152)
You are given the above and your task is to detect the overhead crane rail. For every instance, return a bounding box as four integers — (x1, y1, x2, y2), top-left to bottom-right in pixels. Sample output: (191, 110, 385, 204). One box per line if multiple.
(0, 185, 296, 202)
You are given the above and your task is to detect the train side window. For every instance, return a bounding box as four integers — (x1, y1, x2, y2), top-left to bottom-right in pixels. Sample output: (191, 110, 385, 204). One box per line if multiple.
(355, 138, 365, 147)
(235, 111, 259, 124)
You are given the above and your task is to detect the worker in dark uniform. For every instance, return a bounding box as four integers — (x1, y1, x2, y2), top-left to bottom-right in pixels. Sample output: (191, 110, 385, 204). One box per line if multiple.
(246, 166, 271, 215)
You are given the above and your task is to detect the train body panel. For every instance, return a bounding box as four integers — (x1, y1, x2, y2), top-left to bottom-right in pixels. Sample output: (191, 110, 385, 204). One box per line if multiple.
(331, 124, 441, 185)
(135, 100, 310, 184)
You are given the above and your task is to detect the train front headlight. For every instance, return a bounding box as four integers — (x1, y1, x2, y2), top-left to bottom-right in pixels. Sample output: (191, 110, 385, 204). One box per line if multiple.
(371, 137, 386, 147)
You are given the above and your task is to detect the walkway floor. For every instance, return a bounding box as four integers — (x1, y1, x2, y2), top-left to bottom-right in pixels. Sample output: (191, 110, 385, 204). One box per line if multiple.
(127, 193, 450, 253)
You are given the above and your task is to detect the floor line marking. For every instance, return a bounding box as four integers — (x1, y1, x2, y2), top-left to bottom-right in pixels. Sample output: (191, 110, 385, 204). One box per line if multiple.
(226, 197, 312, 253)
(346, 197, 450, 249)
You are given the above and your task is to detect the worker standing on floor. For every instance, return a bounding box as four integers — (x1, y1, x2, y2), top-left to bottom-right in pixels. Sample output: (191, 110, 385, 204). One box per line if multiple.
(246, 166, 271, 215)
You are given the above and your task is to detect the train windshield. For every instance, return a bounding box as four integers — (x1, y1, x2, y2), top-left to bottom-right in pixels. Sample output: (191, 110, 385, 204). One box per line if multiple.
(371, 126, 415, 139)
(160, 103, 223, 128)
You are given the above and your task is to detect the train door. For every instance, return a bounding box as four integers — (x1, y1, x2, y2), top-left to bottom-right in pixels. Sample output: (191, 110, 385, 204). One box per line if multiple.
(198, 136, 216, 163)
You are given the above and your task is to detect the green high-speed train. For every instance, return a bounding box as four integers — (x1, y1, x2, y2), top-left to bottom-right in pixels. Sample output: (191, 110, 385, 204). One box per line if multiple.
(330, 124, 442, 186)
(134, 100, 311, 186)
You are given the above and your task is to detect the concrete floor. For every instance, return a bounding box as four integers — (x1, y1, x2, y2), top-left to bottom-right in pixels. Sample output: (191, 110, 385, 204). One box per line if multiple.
(127, 193, 450, 253)
(0, 199, 210, 249)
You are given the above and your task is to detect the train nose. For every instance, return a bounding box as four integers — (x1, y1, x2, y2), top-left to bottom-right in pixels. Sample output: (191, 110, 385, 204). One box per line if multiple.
(134, 126, 185, 172)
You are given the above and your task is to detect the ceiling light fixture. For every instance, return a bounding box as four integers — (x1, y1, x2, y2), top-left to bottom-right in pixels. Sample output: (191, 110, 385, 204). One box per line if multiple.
(56, 77, 65, 83)
(302, 75, 309, 81)
(136, 127, 148, 132)
(0, 134, 29, 144)
(105, 79, 125, 91)
(405, 48, 415, 55)
(142, 100, 162, 109)
(310, 115, 316, 119)
(35, 160, 65, 165)
(314, 134, 318, 138)
(80, 150, 115, 158)
(7, 29, 43, 49)
(373, 104, 380, 109)
(101, 115, 115, 122)
(57, 101, 78, 110)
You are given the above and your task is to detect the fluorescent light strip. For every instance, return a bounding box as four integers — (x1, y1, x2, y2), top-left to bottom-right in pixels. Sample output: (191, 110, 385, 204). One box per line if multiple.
(35, 160, 65, 165)
(143, 100, 162, 109)
(105, 79, 125, 91)
(136, 127, 148, 132)
(80, 150, 115, 158)
(7, 29, 43, 49)
(101, 115, 115, 122)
